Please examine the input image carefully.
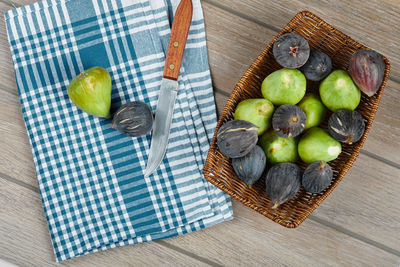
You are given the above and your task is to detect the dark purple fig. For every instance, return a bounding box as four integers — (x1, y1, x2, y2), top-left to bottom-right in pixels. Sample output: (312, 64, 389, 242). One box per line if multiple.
(302, 161, 333, 193)
(111, 101, 153, 137)
(265, 162, 301, 209)
(217, 120, 258, 158)
(328, 109, 365, 144)
(272, 104, 306, 138)
(232, 145, 266, 187)
(273, 32, 310, 69)
(349, 49, 385, 97)
(300, 50, 332, 81)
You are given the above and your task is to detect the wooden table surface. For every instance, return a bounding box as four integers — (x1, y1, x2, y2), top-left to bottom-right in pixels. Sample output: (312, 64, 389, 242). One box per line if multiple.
(1, 0, 399, 266)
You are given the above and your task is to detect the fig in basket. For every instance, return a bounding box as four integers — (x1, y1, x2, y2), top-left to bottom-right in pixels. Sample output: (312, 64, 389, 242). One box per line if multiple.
(349, 49, 385, 97)
(328, 109, 365, 144)
(217, 120, 258, 158)
(261, 68, 306, 105)
(272, 104, 306, 138)
(265, 162, 301, 209)
(273, 32, 310, 69)
(300, 50, 332, 81)
(259, 129, 299, 164)
(298, 127, 342, 164)
(297, 93, 327, 130)
(319, 70, 361, 112)
(302, 161, 333, 194)
(234, 99, 274, 135)
(232, 145, 266, 187)
(68, 67, 112, 118)
(111, 101, 153, 137)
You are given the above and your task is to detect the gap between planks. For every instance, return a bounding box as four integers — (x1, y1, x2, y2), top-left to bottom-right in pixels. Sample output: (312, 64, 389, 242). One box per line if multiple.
(2, 171, 400, 259)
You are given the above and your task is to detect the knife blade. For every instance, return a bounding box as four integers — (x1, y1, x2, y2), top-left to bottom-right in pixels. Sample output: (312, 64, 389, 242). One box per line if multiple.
(144, 0, 193, 177)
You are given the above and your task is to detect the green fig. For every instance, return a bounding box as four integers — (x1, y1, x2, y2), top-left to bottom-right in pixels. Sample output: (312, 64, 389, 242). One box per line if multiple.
(297, 93, 327, 130)
(319, 70, 361, 112)
(68, 67, 112, 118)
(298, 127, 342, 163)
(234, 98, 274, 135)
(261, 68, 306, 105)
(259, 129, 299, 164)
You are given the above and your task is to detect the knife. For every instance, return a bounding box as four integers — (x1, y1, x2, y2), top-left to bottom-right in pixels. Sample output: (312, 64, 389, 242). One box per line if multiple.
(144, 0, 193, 178)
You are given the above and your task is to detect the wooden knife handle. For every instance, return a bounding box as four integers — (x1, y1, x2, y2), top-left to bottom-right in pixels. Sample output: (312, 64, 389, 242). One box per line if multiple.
(163, 0, 193, 80)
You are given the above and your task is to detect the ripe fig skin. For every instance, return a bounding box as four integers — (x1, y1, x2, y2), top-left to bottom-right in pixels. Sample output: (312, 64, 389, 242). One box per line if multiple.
(265, 162, 301, 209)
(273, 33, 310, 69)
(232, 145, 266, 187)
(319, 70, 361, 112)
(298, 127, 342, 164)
(272, 104, 306, 138)
(217, 120, 259, 158)
(349, 49, 385, 97)
(111, 101, 153, 137)
(297, 93, 327, 130)
(302, 161, 333, 194)
(259, 129, 299, 164)
(234, 99, 274, 135)
(261, 68, 306, 105)
(300, 50, 332, 81)
(68, 67, 112, 118)
(328, 109, 365, 144)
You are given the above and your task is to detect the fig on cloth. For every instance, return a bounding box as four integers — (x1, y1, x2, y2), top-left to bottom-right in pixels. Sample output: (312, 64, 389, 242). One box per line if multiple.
(111, 101, 153, 137)
(68, 67, 112, 118)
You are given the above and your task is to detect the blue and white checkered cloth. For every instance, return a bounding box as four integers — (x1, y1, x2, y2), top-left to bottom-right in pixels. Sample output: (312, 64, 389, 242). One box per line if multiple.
(5, 0, 233, 262)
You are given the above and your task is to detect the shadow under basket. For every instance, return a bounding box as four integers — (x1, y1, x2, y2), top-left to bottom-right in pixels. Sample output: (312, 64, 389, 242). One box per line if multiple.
(203, 11, 391, 228)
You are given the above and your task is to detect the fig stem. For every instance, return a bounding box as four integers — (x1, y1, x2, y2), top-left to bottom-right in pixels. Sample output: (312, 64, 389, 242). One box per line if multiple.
(319, 160, 326, 169)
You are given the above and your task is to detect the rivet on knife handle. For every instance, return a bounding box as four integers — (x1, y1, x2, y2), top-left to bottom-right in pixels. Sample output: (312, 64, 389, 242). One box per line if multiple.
(163, 0, 193, 81)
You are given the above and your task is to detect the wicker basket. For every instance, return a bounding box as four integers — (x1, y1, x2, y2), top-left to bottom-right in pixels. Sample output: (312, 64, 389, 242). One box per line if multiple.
(203, 11, 391, 228)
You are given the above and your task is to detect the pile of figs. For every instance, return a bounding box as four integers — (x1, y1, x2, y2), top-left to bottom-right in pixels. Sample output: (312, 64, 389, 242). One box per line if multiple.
(217, 32, 385, 209)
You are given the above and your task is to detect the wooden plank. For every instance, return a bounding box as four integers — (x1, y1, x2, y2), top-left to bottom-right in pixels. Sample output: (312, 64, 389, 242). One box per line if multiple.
(2, 177, 399, 266)
(0, 179, 210, 266)
(0, 89, 36, 182)
(165, 201, 400, 266)
(312, 153, 400, 251)
(205, 0, 400, 79)
(201, 2, 400, 163)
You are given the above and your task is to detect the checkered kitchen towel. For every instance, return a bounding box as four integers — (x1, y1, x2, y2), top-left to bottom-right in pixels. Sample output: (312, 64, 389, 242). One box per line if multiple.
(5, 0, 233, 262)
